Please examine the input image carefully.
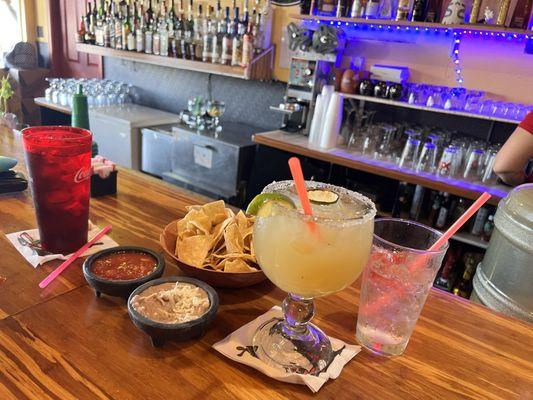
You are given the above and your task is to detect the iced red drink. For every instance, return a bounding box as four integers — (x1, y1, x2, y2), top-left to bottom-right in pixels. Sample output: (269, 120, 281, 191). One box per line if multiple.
(22, 126, 92, 254)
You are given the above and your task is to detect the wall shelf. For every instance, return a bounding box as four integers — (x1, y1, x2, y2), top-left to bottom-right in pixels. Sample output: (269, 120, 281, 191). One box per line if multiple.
(290, 14, 532, 38)
(253, 130, 510, 206)
(75, 43, 274, 81)
(342, 93, 520, 124)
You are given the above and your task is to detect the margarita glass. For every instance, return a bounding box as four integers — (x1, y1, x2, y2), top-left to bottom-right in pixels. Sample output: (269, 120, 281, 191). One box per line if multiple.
(252, 181, 376, 374)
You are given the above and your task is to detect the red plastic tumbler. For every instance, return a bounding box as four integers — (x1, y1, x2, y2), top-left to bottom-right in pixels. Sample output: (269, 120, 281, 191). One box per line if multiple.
(22, 126, 92, 254)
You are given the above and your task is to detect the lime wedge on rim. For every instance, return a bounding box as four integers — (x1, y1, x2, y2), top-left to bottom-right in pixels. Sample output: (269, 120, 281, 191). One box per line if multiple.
(246, 193, 296, 217)
(307, 189, 339, 205)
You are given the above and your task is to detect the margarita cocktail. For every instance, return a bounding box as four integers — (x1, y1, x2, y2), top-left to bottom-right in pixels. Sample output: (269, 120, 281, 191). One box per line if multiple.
(251, 181, 376, 374)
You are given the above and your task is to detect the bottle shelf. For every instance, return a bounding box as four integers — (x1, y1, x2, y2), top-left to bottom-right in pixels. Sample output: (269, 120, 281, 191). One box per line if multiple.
(290, 14, 532, 37)
(342, 93, 521, 125)
(253, 130, 509, 206)
(75, 43, 274, 81)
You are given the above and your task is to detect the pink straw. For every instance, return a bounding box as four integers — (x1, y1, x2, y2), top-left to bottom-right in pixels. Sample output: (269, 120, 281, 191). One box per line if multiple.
(288, 157, 314, 216)
(429, 192, 491, 251)
(38, 225, 112, 289)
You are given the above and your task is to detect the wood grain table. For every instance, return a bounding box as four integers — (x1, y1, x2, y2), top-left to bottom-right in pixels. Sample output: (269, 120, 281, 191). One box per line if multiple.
(1, 128, 532, 400)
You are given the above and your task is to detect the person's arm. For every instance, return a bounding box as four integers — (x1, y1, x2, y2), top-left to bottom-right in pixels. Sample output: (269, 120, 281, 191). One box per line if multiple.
(493, 126, 533, 186)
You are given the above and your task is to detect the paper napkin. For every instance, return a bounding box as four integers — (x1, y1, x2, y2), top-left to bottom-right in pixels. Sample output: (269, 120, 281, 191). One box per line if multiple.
(213, 306, 361, 393)
(5, 221, 118, 268)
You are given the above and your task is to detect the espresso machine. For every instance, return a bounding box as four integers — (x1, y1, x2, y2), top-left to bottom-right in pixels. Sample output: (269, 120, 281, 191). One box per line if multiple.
(270, 53, 338, 135)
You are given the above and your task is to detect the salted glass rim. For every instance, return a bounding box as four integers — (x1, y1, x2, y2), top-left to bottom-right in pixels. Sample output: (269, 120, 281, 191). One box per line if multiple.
(373, 217, 450, 255)
(261, 180, 376, 225)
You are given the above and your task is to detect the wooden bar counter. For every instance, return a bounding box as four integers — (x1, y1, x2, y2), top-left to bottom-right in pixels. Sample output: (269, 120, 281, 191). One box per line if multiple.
(0, 128, 532, 399)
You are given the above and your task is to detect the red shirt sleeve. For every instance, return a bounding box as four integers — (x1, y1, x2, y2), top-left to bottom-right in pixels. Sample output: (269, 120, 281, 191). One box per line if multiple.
(519, 111, 533, 134)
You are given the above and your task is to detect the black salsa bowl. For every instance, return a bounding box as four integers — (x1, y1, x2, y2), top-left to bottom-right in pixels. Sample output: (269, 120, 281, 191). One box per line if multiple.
(127, 276, 219, 347)
(82, 246, 165, 298)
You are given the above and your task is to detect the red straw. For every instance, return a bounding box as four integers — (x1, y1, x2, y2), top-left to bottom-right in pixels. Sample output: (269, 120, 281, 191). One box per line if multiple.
(288, 157, 314, 216)
(38, 225, 112, 289)
(428, 192, 491, 251)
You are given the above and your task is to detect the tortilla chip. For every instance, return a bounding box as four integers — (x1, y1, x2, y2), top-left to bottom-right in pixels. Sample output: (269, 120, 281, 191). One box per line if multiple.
(224, 259, 256, 273)
(177, 235, 213, 268)
(186, 209, 212, 235)
(224, 222, 244, 254)
(201, 200, 226, 218)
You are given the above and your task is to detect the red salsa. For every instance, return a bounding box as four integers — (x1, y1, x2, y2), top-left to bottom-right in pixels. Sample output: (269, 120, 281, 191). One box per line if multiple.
(91, 251, 157, 280)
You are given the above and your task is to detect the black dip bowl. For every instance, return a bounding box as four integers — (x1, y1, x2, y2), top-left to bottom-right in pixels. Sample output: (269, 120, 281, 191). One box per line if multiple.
(127, 276, 219, 347)
(83, 246, 165, 298)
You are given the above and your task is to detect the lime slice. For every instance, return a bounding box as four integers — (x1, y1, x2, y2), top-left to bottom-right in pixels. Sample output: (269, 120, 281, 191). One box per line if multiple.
(307, 189, 339, 205)
(246, 193, 296, 217)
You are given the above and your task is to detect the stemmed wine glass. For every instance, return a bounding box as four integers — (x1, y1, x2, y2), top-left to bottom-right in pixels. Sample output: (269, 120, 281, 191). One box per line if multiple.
(252, 181, 376, 374)
(207, 100, 225, 131)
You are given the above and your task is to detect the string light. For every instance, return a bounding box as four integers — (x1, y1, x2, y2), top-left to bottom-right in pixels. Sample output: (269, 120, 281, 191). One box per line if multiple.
(301, 18, 533, 86)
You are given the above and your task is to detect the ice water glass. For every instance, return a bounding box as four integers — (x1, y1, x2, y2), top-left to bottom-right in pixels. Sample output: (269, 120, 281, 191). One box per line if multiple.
(356, 218, 448, 356)
(463, 148, 485, 181)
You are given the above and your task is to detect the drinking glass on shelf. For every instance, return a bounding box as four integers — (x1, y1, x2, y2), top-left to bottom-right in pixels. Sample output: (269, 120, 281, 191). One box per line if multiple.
(415, 142, 438, 173)
(463, 148, 485, 181)
(426, 86, 446, 108)
(481, 149, 499, 185)
(437, 145, 460, 178)
(253, 180, 376, 373)
(356, 218, 448, 357)
(374, 124, 396, 161)
(398, 130, 421, 169)
(464, 90, 484, 113)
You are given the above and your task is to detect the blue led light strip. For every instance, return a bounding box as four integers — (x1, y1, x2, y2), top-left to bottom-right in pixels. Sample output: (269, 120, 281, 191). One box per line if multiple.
(303, 18, 532, 40)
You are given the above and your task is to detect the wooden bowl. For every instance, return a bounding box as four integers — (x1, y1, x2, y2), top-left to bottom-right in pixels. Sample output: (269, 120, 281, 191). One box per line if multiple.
(160, 220, 267, 288)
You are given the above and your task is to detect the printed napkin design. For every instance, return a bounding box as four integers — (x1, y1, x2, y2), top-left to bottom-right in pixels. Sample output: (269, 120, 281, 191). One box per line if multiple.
(213, 306, 361, 393)
(5, 222, 118, 267)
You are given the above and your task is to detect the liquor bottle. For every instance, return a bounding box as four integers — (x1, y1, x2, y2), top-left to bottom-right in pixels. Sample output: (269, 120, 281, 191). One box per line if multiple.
(221, 7, 233, 65)
(318, 0, 336, 14)
(434, 247, 459, 292)
(395, 0, 411, 20)
(212, 1, 224, 63)
(184, 0, 194, 59)
(122, 5, 131, 50)
(241, 11, 253, 67)
(146, 0, 155, 23)
(425, 0, 440, 21)
(231, 12, 244, 66)
(115, 7, 124, 50)
(174, 4, 184, 58)
(136, 9, 146, 52)
(103, 5, 111, 48)
(193, 4, 204, 60)
(452, 252, 480, 298)
(482, 214, 494, 241)
(257, 0, 272, 51)
(411, 0, 428, 20)
(91, 1, 99, 37)
(365, 0, 380, 18)
(153, 17, 161, 55)
(471, 207, 489, 236)
(127, 7, 137, 51)
(76, 16, 86, 43)
(95, 0, 105, 46)
(167, 0, 176, 55)
(409, 185, 426, 221)
(202, 7, 214, 62)
(435, 192, 451, 229)
(428, 191, 443, 227)
(160, 17, 169, 56)
(108, 2, 116, 48)
(119, 0, 128, 16)
(145, 18, 154, 54)
(391, 182, 409, 218)
(450, 198, 468, 231)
